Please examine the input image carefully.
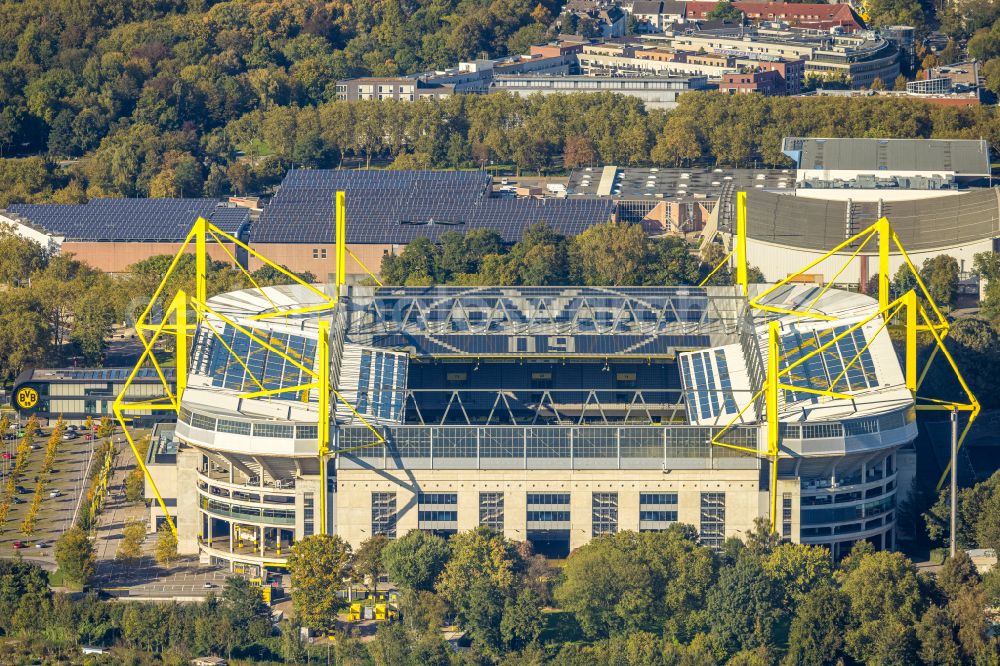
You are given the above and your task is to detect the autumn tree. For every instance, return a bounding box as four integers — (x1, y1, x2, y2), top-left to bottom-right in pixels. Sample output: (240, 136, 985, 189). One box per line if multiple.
(155, 522, 179, 566)
(286, 534, 351, 632)
(563, 135, 597, 168)
(437, 526, 541, 657)
(117, 520, 147, 562)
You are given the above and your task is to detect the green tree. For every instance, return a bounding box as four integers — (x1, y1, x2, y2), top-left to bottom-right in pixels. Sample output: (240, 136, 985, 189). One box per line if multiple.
(437, 526, 535, 657)
(568, 222, 651, 286)
(763, 542, 832, 606)
(556, 533, 660, 639)
(383, 530, 451, 592)
(916, 604, 962, 666)
(124, 467, 145, 503)
(706, 553, 785, 655)
(54, 526, 95, 589)
(286, 534, 351, 632)
(920, 254, 960, 308)
(0, 560, 51, 632)
(707, 0, 744, 21)
(381, 236, 441, 285)
(280, 618, 306, 663)
(938, 551, 980, 600)
(867, 0, 927, 33)
(783, 585, 850, 666)
(837, 546, 925, 664)
(352, 534, 389, 597)
(221, 576, 272, 650)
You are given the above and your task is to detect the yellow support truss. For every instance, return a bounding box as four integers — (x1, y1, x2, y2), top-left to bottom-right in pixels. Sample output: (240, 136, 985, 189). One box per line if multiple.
(114, 193, 384, 537)
(717, 195, 980, 532)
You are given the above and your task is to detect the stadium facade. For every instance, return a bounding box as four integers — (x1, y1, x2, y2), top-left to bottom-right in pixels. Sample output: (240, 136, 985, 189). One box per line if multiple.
(145, 277, 916, 574)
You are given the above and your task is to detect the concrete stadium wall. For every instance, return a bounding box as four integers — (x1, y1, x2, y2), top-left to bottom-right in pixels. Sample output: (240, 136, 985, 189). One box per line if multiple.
(335, 467, 778, 550)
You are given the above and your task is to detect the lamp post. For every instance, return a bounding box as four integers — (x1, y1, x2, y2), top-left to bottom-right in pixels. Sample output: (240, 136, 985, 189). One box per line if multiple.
(950, 408, 958, 559)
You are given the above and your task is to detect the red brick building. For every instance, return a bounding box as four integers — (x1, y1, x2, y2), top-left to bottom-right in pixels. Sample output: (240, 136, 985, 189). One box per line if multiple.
(684, 1, 864, 32)
(719, 69, 786, 95)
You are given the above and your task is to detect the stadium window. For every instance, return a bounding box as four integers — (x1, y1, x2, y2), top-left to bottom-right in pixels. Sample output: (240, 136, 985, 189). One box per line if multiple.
(700, 492, 726, 548)
(480, 492, 504, 530)
(372, 492, 397, 538)
(303, 493, 314, 537)
(592, 492, 618, 536)
(782, 493, 793, 540)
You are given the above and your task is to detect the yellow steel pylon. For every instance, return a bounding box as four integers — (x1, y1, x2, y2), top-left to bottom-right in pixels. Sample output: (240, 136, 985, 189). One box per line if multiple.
(115, 193, 384, 537)
(703, 193, 979, 532)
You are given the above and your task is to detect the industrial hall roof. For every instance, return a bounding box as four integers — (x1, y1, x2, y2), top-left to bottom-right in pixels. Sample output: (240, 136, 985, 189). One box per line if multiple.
(250, 169, 615, 245)
(782, 137, 992, 176)
(733, 188, 1000, 252)
(6, 199, 251, 242)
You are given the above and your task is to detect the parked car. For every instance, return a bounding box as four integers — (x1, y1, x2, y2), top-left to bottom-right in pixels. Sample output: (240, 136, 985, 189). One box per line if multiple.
(62, 431, 78, 441)
(49, 490, 61, 498)
(12, 541, 25, 549)
(11, 497, 24, 504)
(14, 486, 27, 494)
(34, 541, 48, 549)
(1, 452, 11, 459)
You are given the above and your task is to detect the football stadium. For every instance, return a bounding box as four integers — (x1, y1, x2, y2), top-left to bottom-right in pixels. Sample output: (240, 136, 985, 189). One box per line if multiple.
(126, 194, 974, 577)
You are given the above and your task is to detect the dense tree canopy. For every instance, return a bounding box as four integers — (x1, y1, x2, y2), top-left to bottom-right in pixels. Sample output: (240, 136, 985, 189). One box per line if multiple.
(0, 89, 999, 206)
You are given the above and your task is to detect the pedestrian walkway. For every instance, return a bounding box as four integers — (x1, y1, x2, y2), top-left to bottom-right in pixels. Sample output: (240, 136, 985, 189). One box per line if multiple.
(92, 445, 232, 597)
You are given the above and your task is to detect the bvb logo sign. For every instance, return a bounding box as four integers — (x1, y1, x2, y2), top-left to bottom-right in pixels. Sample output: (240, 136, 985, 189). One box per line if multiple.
(16, 387, 39, 410)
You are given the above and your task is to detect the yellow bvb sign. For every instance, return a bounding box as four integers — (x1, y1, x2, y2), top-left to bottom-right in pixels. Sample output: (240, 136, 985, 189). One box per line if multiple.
(16, 387, 39, 410)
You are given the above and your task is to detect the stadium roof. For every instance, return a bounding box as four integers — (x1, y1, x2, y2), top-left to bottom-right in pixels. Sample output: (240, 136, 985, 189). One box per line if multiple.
(733, 188, 1000, 252)
(567, 166, 794, 199)
(251, 170, 615, 244)
(6, 199, 250, 242)
(782, 137, 991, 176)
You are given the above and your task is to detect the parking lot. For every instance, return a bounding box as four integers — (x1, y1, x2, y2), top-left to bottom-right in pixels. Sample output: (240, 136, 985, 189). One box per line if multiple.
(0, 426, 101, 560)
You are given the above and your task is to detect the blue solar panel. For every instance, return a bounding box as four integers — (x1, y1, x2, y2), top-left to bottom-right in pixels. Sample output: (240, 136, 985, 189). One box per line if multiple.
(198, 323, 317, 399)
(346, 286, 715, 357)
(778, 325, 878, 404)
(8, 199, 250, 242)
(680, 349, 739, 423)
(251, 169, 615, 244)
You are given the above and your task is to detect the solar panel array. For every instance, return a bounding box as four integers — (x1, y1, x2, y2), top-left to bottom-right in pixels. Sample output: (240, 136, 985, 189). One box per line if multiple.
(191, 323, 318, 400)
(346, 286, 720, 357)
(252, 169, 615, 244)
(680, 349, 739, 423)
(8, 199, 250, 242)
(779, 325, 878, 404)
(356, 349, 407, 420)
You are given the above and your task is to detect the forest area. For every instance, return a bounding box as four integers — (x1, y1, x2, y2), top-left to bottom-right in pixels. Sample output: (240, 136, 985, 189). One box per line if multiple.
(1, 0, 1000, 207)
(8, 518, 1000, 665)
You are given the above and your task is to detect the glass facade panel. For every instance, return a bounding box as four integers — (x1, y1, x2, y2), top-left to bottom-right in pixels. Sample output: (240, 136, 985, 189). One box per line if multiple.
(592, 492, 618, 536)
(479, 492, 504, 530)
(700, 492, 726, 548)
(372, 492, 397, 537)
